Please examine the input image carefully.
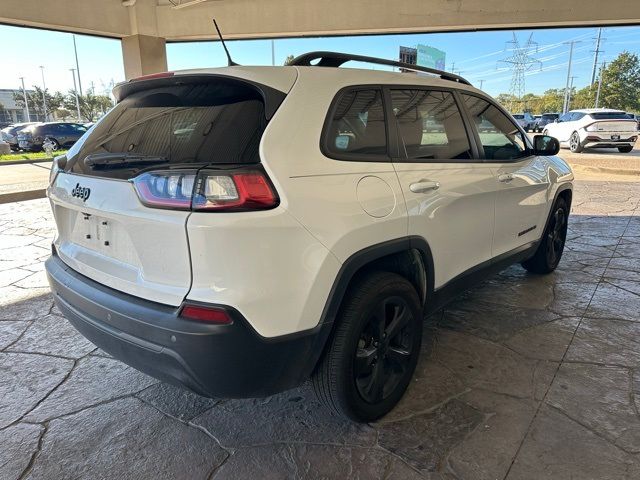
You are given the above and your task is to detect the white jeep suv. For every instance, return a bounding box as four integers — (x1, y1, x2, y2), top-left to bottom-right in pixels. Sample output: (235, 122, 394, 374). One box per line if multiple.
(45, 52, 573, 422)
(544, 108, 638, 153)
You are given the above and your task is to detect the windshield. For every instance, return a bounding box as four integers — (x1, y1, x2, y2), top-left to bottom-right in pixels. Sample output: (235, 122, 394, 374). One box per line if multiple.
(66, 79, 271, 179)
(512, 114, 524, 119)
(590, 112, 631, 120)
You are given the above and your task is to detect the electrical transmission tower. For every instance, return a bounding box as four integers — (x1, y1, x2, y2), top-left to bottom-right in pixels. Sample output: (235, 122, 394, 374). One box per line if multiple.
(498, 33, 542, 112)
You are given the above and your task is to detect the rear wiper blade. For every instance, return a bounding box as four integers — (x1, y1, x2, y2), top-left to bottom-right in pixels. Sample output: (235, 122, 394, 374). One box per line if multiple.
(84, 152, 168, 169)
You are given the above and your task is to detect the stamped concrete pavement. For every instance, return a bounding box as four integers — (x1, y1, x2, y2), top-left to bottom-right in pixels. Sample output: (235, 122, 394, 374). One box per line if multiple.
(0, 175, 639, 479)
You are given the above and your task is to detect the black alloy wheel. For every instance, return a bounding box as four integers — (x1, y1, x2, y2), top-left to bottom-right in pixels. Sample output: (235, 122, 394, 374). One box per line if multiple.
(354, 296, 415, 404)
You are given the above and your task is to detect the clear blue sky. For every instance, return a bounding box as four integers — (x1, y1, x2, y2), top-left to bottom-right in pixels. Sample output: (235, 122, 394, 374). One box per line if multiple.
(1, 24, 639, 97)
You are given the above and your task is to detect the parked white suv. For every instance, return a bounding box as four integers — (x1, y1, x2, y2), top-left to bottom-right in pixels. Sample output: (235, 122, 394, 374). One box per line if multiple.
(543, 108, 638, 153)
(45, 52, 573, 421)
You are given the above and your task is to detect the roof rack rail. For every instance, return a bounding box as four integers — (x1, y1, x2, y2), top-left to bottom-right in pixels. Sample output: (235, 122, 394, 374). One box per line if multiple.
(289, 51, 472, 86)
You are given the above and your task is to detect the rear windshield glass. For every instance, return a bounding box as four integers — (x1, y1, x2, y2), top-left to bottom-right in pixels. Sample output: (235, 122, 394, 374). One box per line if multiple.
(67, 79, 269, 179)
(512, 114, 524, 119)
(590, 112, 631, 120)
(542, 114, 558, 119)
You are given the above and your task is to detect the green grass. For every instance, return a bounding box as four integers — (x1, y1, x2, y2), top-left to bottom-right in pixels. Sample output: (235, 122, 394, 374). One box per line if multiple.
(0, 150, 68, 163)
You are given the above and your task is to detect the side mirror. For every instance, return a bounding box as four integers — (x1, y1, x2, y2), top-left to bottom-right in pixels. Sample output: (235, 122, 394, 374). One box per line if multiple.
(533, 135, 560, 156)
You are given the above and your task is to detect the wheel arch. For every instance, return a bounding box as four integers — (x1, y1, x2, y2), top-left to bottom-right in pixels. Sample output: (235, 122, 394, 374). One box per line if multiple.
(307, 237, 435, 373)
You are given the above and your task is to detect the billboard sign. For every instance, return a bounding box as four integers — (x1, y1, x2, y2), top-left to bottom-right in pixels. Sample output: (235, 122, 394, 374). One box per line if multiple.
(417, 44, 446, 70)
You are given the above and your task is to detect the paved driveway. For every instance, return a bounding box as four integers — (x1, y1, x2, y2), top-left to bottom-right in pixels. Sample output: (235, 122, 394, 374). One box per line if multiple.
(1, 177, 639, 479)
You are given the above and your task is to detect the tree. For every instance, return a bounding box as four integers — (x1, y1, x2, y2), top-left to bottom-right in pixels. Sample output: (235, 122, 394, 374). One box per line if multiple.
(284, 54, 295, 66)
(64, 91, 113, 122)
(12, 86, 63, 120)
(597, 51, 640, 111)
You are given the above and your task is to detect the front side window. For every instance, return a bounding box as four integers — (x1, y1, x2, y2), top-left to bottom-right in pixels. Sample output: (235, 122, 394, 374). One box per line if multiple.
(390, 89, 471, 161)
(324, 88, 387, 159)
(461, 94, 528, 161)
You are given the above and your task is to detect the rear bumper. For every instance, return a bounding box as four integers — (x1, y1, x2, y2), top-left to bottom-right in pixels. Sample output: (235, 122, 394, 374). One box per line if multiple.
(581, 132, 637, 148)
(45, 253, 328, 398)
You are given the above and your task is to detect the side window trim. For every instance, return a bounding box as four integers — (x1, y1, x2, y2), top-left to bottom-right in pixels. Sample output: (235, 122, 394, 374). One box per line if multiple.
(385, 86, 480, 164)
(320, 84, 391, 163)
(458, 91, 534, 163)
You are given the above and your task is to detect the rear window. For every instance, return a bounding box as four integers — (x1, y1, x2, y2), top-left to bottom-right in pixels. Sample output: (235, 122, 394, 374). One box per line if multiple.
(512, 114, 524, 119)
(66, 79, 273, 179)
(542, 114, 558, 120)
(589, 112, 631, 120)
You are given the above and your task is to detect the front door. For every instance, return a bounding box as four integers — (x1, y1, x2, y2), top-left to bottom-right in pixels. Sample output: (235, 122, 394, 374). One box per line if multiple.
(388, 88, 496, 289)
(459, 93, 550, 257)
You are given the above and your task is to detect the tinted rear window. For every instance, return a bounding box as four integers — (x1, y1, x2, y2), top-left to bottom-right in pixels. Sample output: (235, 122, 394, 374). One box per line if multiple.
(590, 112, 631, 120)
(542, 114, 558, 119)
(512, 114, 524, 119)
(67, 79, 270, 179)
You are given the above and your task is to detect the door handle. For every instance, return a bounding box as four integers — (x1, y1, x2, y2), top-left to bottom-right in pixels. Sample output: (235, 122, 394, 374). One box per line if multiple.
(409, 180, 440, 193)
(498, 173, 514, 183)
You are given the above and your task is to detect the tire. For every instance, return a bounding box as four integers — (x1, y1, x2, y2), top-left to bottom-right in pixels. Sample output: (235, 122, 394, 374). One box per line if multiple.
(522, 197, 569, 274)
(46, 138, 60, 151)
(569, 131, 583, 153)
(618, 145, 634, 153)
(312, 272, 423, 422)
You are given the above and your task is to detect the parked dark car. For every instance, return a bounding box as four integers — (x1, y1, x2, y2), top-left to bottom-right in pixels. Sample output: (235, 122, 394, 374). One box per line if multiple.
(1, 122, 39, 150)
(17, 122, 88, 152)
(534, 113, 560, 132)
(512, 112, 536, 131)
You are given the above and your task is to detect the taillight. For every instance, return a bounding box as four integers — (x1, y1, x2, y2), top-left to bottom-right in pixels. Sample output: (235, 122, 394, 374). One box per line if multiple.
(132, 167, 278, 212)
(133, 170, 197, 210)
(180, 304, 233, 324)
(192, 171, 278, 211)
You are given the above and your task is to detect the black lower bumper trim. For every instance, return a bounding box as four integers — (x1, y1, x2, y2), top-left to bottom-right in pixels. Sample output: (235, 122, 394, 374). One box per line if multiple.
(45, 254, 327, 398)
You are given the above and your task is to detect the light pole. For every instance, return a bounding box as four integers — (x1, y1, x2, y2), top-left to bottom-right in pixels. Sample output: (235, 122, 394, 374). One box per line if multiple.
(562, 41, 581, 114)
(70, 68, 82, 121)
(19, 77, 30, 122)
(73, 34, 83, 96)
(39, 66, 48, 121)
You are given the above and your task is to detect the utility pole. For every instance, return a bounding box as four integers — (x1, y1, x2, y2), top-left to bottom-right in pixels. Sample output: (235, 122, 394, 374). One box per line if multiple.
(595, 61, 606, 108)
(590, 28, 603, 86)
(271, 39, 275, 66)
(562, 41, 581, 114)
(450, 61, 455, 73)
(19, 77, 30, 122)
(39, 66, 48, 121)
(73, 34, 83, 96)
(479, 79, 485, 90)
(70, 68, 82, 121)
(566, 75, 578, 112)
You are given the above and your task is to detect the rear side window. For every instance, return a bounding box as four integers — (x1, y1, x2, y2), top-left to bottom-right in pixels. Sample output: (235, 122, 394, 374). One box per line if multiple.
(461, 93, 528, 161)
(390, 89, 471, 161)
(324, 88, 388, 160)
(67, 80, 270, 179)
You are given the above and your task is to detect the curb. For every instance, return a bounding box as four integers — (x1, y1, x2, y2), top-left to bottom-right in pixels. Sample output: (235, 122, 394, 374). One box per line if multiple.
(0, 189, 46, 204)
(572, 164, 640, 177)
(0, 158, 53, 166)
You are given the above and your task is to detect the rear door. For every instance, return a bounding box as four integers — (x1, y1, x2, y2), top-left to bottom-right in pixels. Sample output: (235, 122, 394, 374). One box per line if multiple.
(49, 74, 289, 306)
(459, 93, 550, 257)
(388, 88, 496, 289)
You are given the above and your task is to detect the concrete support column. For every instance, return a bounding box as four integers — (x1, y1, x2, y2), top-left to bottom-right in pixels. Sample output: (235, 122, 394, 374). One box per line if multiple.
(121, 34, 167, 79)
